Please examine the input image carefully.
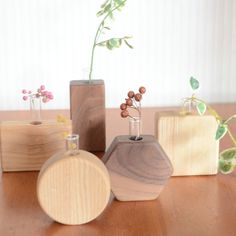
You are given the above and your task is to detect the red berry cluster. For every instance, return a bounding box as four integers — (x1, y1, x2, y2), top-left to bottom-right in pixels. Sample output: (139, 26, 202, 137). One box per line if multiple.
(22, 85, 54, 103)
(120, 86, 146, 119)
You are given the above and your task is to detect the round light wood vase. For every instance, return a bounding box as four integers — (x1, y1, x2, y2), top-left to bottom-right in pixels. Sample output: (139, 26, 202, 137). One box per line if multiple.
(37, 134, 110, 225)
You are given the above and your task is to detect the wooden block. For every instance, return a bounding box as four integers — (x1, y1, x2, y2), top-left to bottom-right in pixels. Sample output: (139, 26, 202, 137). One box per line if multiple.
(37, 150, 110, 225)
(155, 111, 219, 176)
(0, 120, 71, 172)
(70, 80, 105, 152)
(102, 135, 173, 201)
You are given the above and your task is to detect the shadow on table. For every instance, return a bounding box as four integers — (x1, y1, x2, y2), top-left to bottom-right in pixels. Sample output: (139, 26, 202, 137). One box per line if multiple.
(42, 195, 166, 236)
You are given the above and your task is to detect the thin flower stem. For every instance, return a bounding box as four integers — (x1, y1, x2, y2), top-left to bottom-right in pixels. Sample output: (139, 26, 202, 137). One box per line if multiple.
(224, 115, 236, 124)
(129, 106, 138, 111)
(128, 106, 141, 118)
(128, 114, 136, 120)
(139, 101, 141, 118)
(187, 96, 236, 147)
(131, 99, 141, 118)
(88, 0, 127, 81)
(185, 97, 222, 122)
(193, 97, 222, 122)
(227, 129, 236, 147)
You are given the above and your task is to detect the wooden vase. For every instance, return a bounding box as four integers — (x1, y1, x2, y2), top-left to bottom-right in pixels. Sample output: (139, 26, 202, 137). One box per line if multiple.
(70, 80, 105, 152)
(155, 111, 219, 176)
(37, 148, 110, 225)
(102, 135, 173, 201)
(0, 120, 71, 172)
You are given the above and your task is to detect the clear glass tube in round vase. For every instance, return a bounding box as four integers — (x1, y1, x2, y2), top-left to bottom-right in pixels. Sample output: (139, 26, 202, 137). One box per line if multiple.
(129, 117, 142, 141)
(66, 134, 80, 155)
(30, 95, 42, 125)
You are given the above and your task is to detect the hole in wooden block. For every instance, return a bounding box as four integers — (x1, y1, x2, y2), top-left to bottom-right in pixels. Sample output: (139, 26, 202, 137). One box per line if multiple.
(30, 121, 42, 125)
(129, 136, 143, 141)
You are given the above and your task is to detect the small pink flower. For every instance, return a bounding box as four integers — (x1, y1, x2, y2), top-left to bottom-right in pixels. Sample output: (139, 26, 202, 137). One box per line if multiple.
(23, 96, 28, 101)
(46, 91, 52, 97)
(42, 97, 49, 103)
(40, 85, 45, 90)
(48, 94, 54, 100)
(43, 91, 49, 96)
(21, 85, 53, 104)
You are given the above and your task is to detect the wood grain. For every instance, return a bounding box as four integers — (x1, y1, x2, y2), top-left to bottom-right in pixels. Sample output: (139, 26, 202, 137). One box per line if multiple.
(156, 111, 219, 176)
(37, 150, 110, 225)
(103, 135, 173, 201)
(70, 80, 105, 152)
(0, 104, 235, 150)
(0, 120, 71, 172)
(0, 106, 236, 235)
(1, 165, 236, 236)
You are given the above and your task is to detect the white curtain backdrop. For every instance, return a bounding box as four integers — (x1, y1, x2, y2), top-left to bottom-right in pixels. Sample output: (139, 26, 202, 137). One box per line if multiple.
(0, 0, 236, 110)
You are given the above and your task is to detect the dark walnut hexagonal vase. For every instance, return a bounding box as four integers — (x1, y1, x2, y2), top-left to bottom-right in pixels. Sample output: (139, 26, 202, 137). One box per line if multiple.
(102, 135, 173, 201)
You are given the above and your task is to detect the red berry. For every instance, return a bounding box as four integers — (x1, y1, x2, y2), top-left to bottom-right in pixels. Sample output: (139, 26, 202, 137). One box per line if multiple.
(127, 91, 135, 98)
(22, 89, 27, 94)
(120, 103, 127, 110)
(121, 110, 129, 118)
(126, 98, 133, 106)
(134, 93, 142, 101)
(139, 86, 146, 94)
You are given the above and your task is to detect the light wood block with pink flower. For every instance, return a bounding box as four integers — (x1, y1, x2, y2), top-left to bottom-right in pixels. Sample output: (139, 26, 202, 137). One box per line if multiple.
(155, 111, 219, 176)
(0, 120, 71, 172)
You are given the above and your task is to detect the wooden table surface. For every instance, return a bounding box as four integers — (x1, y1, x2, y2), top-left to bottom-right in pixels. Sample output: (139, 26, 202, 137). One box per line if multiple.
(1, 167, 236, 236)
(1, 105, 236, 236)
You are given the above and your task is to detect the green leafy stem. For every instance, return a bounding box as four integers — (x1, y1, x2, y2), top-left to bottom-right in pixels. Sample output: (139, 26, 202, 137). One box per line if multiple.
(183, 77, 236, 174)
(88, 0, 132, 81)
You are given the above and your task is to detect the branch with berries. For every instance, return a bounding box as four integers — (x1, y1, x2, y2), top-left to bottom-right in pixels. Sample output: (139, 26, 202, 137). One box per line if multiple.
(120, 86, 146, 120)
(22, 85, 54, 103)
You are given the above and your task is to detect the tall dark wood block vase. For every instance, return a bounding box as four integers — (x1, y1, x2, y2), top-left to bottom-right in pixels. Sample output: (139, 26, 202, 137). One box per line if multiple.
(70, 80, 105, 151)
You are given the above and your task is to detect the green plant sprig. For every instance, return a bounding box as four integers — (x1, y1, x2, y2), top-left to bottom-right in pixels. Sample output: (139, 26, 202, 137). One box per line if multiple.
(183, 77, 236, 174)
(89, 0, 132, 81)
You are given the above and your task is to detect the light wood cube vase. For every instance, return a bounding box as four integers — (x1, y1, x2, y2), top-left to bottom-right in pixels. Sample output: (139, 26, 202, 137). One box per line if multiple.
(155, 111, 219, 176)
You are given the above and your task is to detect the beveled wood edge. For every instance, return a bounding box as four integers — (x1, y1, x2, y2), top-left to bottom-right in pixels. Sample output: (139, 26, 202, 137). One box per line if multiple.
(155, 110, 217, 118)
(70, 80, 104, 86)
(38, 150, 109, 183)
(0, 120, 71, 126)
(1, 167, 41, 172)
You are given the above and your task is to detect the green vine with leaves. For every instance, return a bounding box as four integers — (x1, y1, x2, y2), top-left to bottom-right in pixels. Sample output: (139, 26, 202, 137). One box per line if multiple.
(89, 0, 133, 81)
(183, 77, 236, 174)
